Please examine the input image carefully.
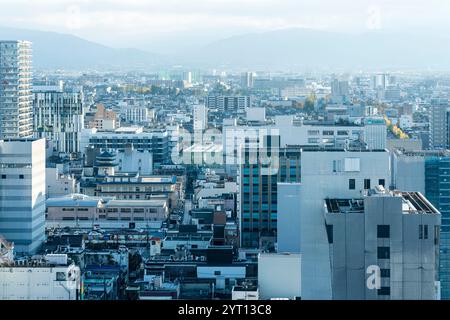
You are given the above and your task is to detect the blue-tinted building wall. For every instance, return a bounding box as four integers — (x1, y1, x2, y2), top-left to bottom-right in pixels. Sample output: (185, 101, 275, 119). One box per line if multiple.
(425, 156, 450, 299)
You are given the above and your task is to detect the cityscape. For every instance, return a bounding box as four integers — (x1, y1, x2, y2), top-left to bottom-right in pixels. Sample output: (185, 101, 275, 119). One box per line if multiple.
(1, 0, 450, 307)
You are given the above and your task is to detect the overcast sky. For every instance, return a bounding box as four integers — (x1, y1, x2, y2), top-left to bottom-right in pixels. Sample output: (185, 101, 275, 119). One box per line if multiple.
(1, 0, 450, 53)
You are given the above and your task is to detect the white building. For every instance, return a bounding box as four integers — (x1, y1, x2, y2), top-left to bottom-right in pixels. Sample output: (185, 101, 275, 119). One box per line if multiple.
(258, 253, 301, 300)
(0, 41, 33, 139)
(246, 107, 266, 122)
(46, 167, 80, 198)
(0, 138, 46, 253)
(193, 104, 208, 131)
(116, 147, 153, 175)
(0, 254, 80, 300)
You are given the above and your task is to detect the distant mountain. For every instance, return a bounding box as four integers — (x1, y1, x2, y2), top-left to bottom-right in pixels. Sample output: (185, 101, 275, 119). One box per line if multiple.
(1, 26, 449, 71)
(0, 26, 165, 70)
(184, 28, 450, 70)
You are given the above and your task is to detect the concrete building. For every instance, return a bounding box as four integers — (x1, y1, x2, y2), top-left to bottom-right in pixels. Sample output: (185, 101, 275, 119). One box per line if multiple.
(0, 41, 33, 139)
(193, 104, 208, 131)
(46, 194, 169, 229)
(324, 189, 440, 300)
(392, 149, 450, 299)
(258, 253, 301, 300)
(207, 96, 251, 115)
(81, 127, 169, 166)
(0, 138, 46, 254)
(429, 98, 449, 150)
(33, 84, 84, 154)
(277, 148, 391, 299)
(0, 254, 80, 300)
(88, 104, 117, 130)
(46, 167, 80, 198)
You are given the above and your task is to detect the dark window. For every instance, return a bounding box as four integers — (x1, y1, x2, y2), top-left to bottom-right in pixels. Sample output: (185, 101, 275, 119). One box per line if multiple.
(214, 271, 221, 276)
(364, 179, 371, 189)
(424, 225, 428, 239)
(349, 179, 356, 190)
(19, 174, 24, 179)
(378, 287, 390, 296)
(380, 269, 390, 278)
(1, 175, 5, 179)
(326, 224, 333, 244)
(377, 247, 390, 259)
(377, 225, 390, 238)
(378, 179, 385, 187)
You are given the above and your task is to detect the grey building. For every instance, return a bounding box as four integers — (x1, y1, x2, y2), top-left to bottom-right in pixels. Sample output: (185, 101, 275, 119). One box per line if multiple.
(324, 188, 440, 300)
(429, 98, 449, 150)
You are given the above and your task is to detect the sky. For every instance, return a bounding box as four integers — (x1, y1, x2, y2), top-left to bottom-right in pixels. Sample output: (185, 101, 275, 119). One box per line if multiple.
(1, 0, 450, 53)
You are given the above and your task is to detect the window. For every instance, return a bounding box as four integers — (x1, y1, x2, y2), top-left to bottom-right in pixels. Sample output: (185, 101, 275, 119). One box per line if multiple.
(378, 179, 385, 187)
(377, 247, 390, 259)
(349, 179, 356, 190)
(56, 272, 66, 281)
(364, 179, 371, 189)
(377, 225, 390, 238)
(326, 224, 333, 244)
(1, 175, 5, 179)
(214, 271, 221, 276)
(378, 287, 390, 296)
(419, 225, 429, 239)
(323, 130, 334, 136)
(380, 269, 390, 278)
(19, 174, 24, 179)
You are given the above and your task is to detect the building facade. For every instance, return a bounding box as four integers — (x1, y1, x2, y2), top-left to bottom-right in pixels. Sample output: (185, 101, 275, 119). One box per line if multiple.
(0, 41, 33, 139)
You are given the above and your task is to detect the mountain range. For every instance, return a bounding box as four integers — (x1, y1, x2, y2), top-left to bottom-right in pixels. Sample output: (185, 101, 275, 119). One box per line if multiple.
(1, 26, 450, 71)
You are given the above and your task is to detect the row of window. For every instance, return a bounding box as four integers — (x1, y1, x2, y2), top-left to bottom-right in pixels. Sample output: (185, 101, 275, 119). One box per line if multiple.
(348, 178, 385, 190)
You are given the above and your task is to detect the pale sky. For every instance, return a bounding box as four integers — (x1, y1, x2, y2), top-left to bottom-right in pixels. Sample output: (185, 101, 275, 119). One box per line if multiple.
(1, 0, 449, 53)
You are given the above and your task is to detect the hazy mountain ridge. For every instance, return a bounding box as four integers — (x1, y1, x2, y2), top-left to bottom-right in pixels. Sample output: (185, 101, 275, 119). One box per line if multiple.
(0, 26, 165, 70)
(1, 26, 450, 71)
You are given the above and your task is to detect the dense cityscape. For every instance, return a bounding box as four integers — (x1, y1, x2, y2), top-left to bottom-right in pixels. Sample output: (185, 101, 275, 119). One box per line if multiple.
(1, 1, 450, 307)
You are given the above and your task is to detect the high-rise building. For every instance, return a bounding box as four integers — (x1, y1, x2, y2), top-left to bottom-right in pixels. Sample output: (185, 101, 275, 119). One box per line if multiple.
(324, 189, 440, 300)
(238, 144, 301, 248)
(0, 138, 46, 254)
(0, 41, 33, 139)
(241, 72, 254, 88)
(193, 104, 208, 131)
(429, 98, 449, 150)
(393, 149, 450, 299)
(33, 84, 84, 154)
(277, 148, 391, 299)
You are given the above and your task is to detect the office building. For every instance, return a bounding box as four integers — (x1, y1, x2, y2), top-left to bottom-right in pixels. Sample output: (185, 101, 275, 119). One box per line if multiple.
(277, 148, 391, 299)
(393, 149, 450, 299)
(324, 189, 440, 300)
(0, 138, 46, 254)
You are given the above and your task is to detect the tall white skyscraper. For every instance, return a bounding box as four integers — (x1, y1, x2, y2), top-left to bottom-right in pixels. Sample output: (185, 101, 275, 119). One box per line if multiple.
(0, 138, 46, 254)
(0, 41, 33, 139)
